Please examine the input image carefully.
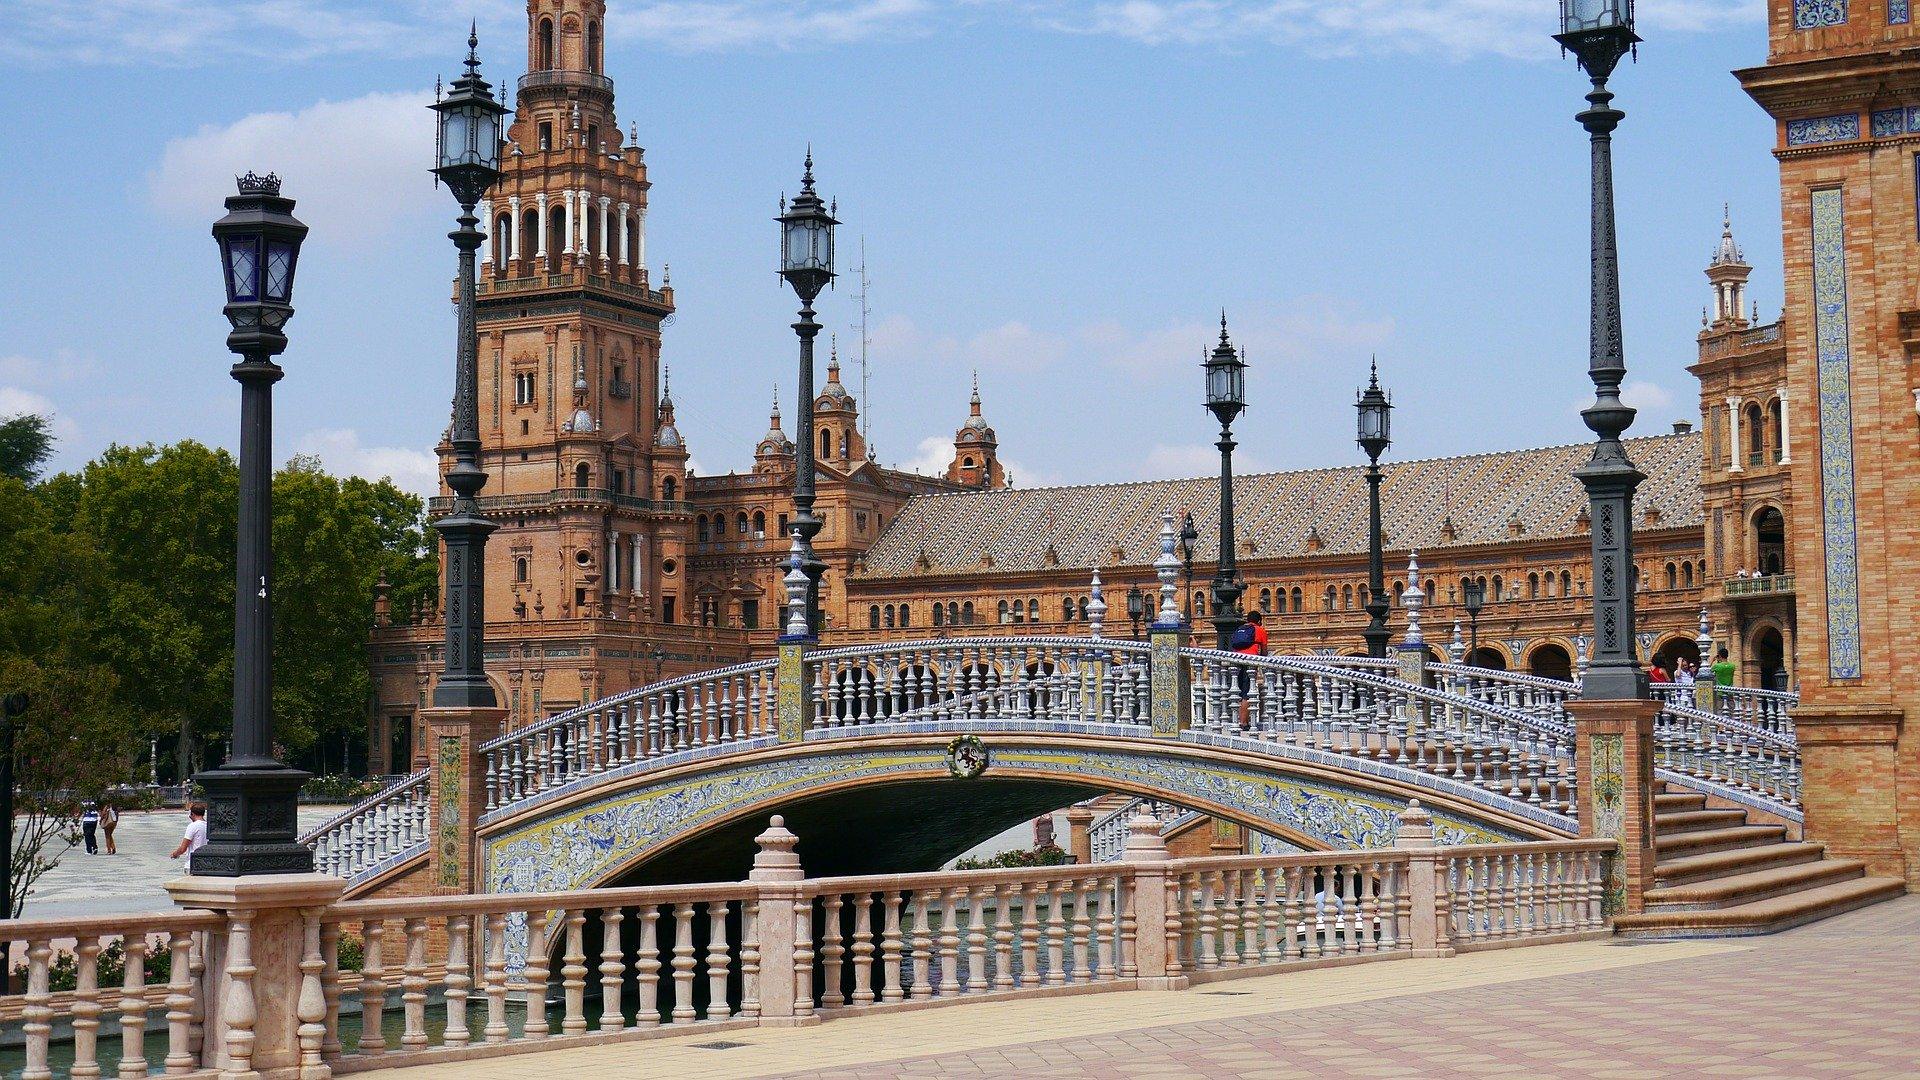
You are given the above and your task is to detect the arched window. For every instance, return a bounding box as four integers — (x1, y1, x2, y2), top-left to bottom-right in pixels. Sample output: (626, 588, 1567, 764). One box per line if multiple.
(538, 17, 555, 68)
(736, 512, 749, 535)
(962, 457, 975, 469)
(1063, 598, 1075, 622)
(1561, 570, 1572, 597)
(548, 206, 566, 263)
(841, 431, 850, 459)
(1527, 573, 1540, 599)
(1027, 599, 1040, 623)
(884, 605, 895, 629)
(899, 605, 910, 628)
(696, 515, 710, 542)
(514, 556, 529, 583)
(1745, 402, 1764, 464)
(1258, 588, 1271, 611)
(1077, 597, 1089, 620)
(1392, 580, 1404, 606)
(752, 510, 766, 537)
(1754, 506, 1787, 576)
(933, 604, 945, 627)
(1341, 584, 1354, 609)
(1491, 574, 1504, 601)
(1194, 591, 1208, 618)
(1291, 587, 1303, 613)
(961, 601, 974, 625)
(998, 600, 1011, 624)
(868, 605, 881, 629)
(521, 208, 539, 259)
(1324, 586, 1337, 611)
(586, 19, 602, 72)
(493, 214, 511, 266)
(821, 429, 833, 457)
(662, 476, 676, 501)
(574, 461, 591, 488)
(1664, 562, 1678, 590)
(1681, 562, 1694, 588)
(1767, 398, 1784, 463)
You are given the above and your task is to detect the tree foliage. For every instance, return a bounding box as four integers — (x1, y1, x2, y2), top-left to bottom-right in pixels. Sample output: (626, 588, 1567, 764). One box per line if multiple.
(0, 414, 53, 483)
(1, 436, 435, 913)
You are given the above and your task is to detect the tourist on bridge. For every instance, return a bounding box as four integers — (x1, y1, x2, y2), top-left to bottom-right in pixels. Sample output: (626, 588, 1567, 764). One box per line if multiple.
(1230, 611, 1268, 728)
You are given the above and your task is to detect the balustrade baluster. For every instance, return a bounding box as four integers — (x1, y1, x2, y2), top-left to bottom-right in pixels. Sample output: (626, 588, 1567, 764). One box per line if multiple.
(635, 905, 661, 1028)
(880, 892, 905, 1003)
(356, 920, 387, 1055)
(444, 915, 473, 1047)
(821, 894, 847, 1008)
(936, 889, 962, 995)
(705, 900, 732, 1019)
(963, 887, 989, 993)
(667, 903, 697, 1024)
(1017, 884, 1042, 987)
(849, 893, 876, 1005)
(1040, 881, 1067, 984)
(792, 898, 816, 1019)
(1094, 876, 1118, 979)
(1195, 872, 1219, 969)
(70, 937, 101, 1080)
(163, 930, 197, 1075)
(990, 885, 1016, 990)
(906, 893, 932, 1000)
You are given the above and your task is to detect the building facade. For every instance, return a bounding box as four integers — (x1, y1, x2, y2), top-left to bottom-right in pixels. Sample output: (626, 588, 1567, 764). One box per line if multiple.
(1736, 0, 1920, 882)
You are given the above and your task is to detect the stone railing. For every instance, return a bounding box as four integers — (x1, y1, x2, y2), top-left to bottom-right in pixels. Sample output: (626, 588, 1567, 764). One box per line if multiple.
(479, 658, 780, 811)
(806, 636, 1152, 729)
(1088, 797, 1191, 863)
(1651, 698, 1800, 811)
(303, 770, 430, 880)
(1184, 650, 1580, 820)
(1724, 573, 1794, 598)
(2, 810, 1610, 1078)
(1655, 684, 1797, 738)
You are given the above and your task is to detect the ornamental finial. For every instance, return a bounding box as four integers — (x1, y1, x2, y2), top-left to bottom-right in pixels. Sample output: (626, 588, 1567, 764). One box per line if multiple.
(1088, 570, 1107, 639)
(783, 530, 810, 637)
(802, 145, 815, 191)
(1401, 550, 1424, 648)
(465, 20, 480, 73)
(1154, 512, 1182, 625)
(235, 171, 282, 196)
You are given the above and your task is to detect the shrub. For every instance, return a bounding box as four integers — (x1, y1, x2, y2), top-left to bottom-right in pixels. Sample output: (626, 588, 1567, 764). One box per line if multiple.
(952, 843, 1072, 870)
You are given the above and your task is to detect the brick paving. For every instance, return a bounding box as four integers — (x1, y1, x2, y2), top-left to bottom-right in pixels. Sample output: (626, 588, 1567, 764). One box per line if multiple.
(393, 896, 1920, 1080)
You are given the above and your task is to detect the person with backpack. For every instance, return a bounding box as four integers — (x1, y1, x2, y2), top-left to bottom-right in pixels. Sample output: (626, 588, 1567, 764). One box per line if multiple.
(1229, 611, 1268, 728)
(80, 802, 100, 855)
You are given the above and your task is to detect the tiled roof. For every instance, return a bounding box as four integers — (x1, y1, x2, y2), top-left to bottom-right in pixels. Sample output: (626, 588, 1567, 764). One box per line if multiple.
(859, 432, 1701, 576)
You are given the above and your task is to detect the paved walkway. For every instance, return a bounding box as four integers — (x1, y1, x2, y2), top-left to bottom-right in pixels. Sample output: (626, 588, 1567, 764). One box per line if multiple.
(390, 896, 1920, 1079)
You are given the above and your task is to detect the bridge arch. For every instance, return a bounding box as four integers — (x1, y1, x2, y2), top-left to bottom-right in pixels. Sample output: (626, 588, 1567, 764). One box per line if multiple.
(477, 729, 1563, 897)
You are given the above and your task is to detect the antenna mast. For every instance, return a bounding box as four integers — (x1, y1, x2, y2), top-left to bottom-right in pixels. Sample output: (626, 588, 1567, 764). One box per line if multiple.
(857, 237, 872, 443)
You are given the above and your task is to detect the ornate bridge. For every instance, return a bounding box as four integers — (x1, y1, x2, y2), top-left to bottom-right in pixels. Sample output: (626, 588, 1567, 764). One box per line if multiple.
(303, 632, 1802, 900)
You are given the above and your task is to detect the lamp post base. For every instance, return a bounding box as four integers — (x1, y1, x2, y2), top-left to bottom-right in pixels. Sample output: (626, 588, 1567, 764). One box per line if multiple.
(189, 764, 313, 877)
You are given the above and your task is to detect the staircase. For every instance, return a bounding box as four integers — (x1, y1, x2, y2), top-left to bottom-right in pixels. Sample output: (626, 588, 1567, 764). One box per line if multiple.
(1613, 783, 1906, 938)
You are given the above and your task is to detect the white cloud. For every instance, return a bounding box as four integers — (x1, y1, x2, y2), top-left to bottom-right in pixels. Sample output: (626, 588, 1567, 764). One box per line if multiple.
(611, 0, 934, 51)
(1143, 442, 1221, 478)
(295, 428, 439, 498)
(0, 1, 496, 66)
(897, 434, 957, 476)
(1034, 0, 1758, 59)
(1570, 379, 1676, 420)
(1088, 299, 1392, 377)
(150, 91, 438, 247)
(869, 315, 1072, 371)
(0, 387, 80, 444)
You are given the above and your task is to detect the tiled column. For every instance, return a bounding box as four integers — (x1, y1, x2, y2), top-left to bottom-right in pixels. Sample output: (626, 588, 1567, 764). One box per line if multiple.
(419, 705, 507, 894)
(1569, 698, 1659, 916)
(1148, 622, 1189, 737)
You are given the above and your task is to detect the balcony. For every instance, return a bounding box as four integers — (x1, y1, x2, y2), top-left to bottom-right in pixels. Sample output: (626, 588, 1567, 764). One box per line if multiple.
(518, 69, 614, 95)
(1725, 573, 1793, 598)
(609, 378, 633, 399)
(427, 488, 693, 517)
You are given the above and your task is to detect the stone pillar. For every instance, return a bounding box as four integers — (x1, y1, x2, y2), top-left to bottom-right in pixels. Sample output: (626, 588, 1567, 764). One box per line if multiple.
(1776, 386, 1791, 465)
(617, 202, 630, 266)
(1569, 698, 1660, 916)
(1120, 815, 1185, 990)
(1726, 395, 1744, 472)
(507, 195, 521, 267)
(1393, 800, 1452, 956)
(477, 198, 491, 268)
(1798, 710, 1906, 879)
(1148, 622, 1189, 737)
(166, 874, 345, 1080)
(560, 189, 575, 255)
(419, 705, 507, 894)
(1065, 805, 1094, 864)
(596, 195, 611, 266)
(748, 816, 819, 1027)
(534, 192, 549, 261)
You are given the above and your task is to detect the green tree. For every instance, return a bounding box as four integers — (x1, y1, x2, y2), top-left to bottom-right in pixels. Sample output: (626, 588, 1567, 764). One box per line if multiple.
(0, 413, 54, 483)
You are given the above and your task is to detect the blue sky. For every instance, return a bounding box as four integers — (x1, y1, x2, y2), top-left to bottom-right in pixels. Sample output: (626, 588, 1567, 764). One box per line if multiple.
(0, 1, 1774, 496)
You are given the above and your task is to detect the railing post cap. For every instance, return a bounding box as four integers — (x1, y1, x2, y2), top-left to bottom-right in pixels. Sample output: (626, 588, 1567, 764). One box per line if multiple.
(1394, 799, 1436, 848)
(1121, 813, 1171, 863)
(750, 814, 804, 881)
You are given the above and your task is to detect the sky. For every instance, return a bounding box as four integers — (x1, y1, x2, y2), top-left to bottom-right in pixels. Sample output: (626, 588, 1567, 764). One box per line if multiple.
(0, 0, 1778, 498)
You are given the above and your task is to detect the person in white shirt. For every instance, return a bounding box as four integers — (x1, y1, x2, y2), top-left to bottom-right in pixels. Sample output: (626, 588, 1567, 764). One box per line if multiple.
(170, 805, 207, 866)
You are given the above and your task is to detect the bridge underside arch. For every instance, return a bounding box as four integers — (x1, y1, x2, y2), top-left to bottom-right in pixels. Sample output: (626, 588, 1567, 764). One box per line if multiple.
(479, 731, 1566, 897)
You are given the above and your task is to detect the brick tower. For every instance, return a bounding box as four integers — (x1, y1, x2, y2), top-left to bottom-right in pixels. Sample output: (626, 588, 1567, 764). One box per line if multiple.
(1738, 1, 1920, 883)
(946, 374, 1007, 489)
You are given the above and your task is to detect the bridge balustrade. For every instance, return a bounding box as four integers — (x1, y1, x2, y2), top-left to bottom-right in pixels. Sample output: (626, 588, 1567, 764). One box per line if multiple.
(807, 637, 1151, 728)
(302, 771, 431, 880)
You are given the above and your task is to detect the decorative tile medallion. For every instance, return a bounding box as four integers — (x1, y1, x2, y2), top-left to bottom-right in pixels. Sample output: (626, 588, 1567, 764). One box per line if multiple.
(1870, 106, 1920, 137)
(1792, 0, 1848, 27)
(436, 735, 463, 888)
(776, 643, 806, 741)
(1809, 187, 1863, 679)
(1149, 632, 1183, 737)
(1786, 113, 1861, 146)
(1893, 0, 1910, 23)
(1589, 733, 1627, 916)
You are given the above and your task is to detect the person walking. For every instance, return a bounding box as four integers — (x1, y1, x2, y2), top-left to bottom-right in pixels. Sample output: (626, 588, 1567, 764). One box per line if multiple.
(1229, 610, 1269, 728)
(100, 801, 119, 855)
(79, 802, 100, 855)
(170, 805, 208, 867)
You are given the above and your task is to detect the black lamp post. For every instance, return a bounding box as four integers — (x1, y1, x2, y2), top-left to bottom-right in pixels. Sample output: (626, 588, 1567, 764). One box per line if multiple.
(777, 152, 838, 639)
(1203, 316, 1248, 651)
(1179, 512, 1198, 621)
(1555, 0, 1649, 702)
(1126, 586, 1145, 641)
(1463, 579, 1486, 668)
(429, 28, 508, 710)
(1356, 358, 1393, 659)
(197, 171, 312, 876)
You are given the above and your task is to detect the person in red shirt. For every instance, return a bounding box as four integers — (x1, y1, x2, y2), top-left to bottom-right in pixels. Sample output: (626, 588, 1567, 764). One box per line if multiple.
(1231, 611, 1269, 727)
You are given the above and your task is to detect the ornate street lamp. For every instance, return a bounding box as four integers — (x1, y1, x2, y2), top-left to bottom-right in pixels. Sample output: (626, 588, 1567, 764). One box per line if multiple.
(1462, 579, 1486, 668)
(777, 151, 839, 638)
(1556, 0, 1649, 702)
(429, 27, 508, 709)
(1203, 315, 1248, 651)
(1126, 585, 1146, 641)
(1355, 358, 1393, 659)
(197, 171, 312, 876)
(1179, 512, 1198, 621)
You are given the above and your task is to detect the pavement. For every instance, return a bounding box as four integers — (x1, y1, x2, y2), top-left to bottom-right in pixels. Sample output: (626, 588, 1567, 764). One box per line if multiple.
(14, 807, 340, 920)
(385, 895, 1920, 1080)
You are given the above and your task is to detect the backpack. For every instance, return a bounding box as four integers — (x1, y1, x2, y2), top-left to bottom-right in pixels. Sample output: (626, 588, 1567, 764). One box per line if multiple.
(1228, 623, 1258, 651)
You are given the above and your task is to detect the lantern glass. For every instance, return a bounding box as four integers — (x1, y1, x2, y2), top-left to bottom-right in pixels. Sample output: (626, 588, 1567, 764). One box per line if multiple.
(1205, 359, 1243, 408)
(264, 240, 297, 302)
(1357, 398, 1390, 444)
(224, 235, 261, 303)
(476, 109, 501, 170)
(1126, 588, 1144, 620)
(439, 107, 470, 170)
(1561, 0, 1631, 34)
(1463, 580, 1486, 615)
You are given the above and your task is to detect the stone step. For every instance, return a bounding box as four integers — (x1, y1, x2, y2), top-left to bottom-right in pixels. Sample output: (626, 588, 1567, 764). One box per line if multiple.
(1643, 858, 1868, 911)
(1654, 841, 1827, 886)
(1654, 808, 1750, 835)
(1653, 823, 1789, 859)
(1655, 791, 1709, 812)
(1615, 876, 1907, 938)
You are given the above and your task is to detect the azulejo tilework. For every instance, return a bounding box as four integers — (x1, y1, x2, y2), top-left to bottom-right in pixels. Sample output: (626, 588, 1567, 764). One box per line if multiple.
(1787, 113, 1861, 146)
(1893, 0, 1910, 22)
(436, 736, 462, 888)
(1808, 187, 1863, 680)
(1589, 734, 1627, 917)
(1792, 0, 1848, 28)
(1870, 106, 1920, 137)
